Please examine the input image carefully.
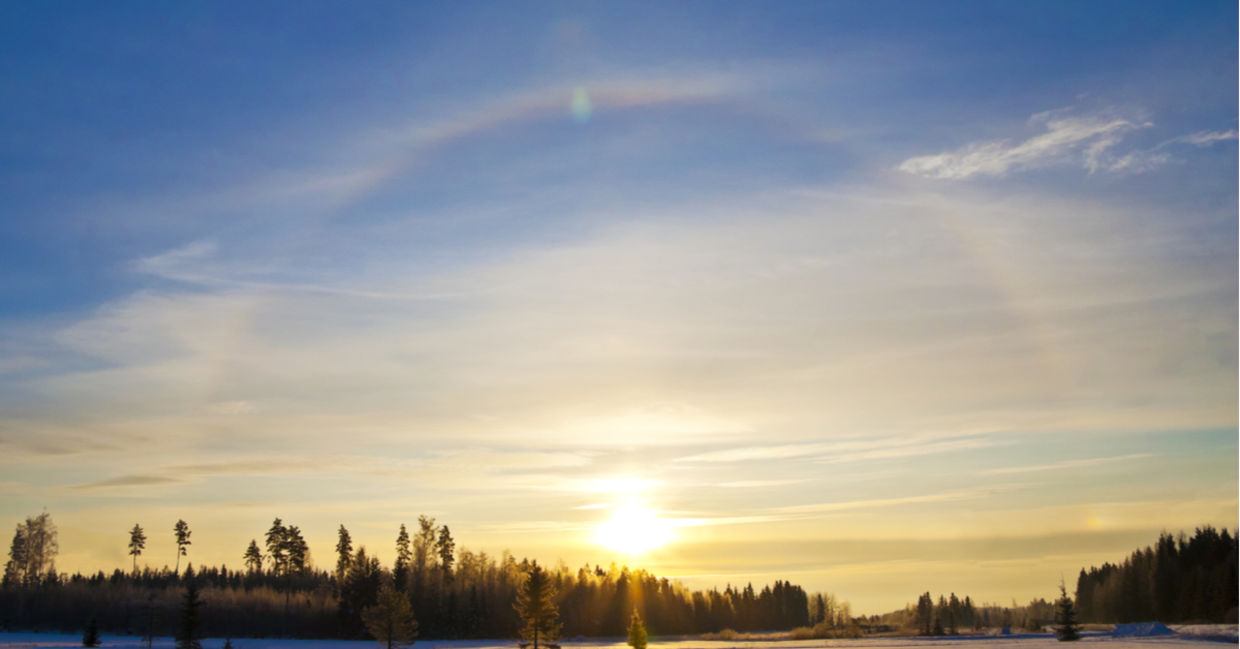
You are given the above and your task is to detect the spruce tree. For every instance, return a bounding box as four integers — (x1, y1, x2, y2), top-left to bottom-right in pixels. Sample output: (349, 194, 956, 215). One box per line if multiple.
(361, 584, 418, 649)
(627, 610, 647, 649)
(436, 526, 455, 583)
(243, 540, 263, 575)
(82, 617, 101, 647)
(141, 593, 156, 649)
(1054, 582, 1082, 641)
(393, 525, 411, 591)
(176, 580, 203, 649)
(336, 525, 354, 583)
(4, 525, 26, 587)
(515, 561, 561, 649)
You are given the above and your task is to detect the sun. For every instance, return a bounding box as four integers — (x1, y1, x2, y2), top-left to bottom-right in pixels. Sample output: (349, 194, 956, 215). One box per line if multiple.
(594, 502, 675, 555)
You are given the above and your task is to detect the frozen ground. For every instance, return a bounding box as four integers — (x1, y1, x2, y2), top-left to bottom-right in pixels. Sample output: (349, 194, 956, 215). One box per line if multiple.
(0, 631, 1235, 649)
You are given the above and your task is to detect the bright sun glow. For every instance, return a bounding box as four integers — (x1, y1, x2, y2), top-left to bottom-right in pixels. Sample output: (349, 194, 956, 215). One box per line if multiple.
(594, 502, 675, 555)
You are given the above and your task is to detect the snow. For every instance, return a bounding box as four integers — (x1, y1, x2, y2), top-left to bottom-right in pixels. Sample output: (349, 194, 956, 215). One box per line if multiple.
(1, 634, 1236, 649)
(1113, 624, 1174, 638)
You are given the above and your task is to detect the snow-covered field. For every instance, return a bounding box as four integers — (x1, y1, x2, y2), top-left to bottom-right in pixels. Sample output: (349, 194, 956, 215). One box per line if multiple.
(0, 632, 1235, 649)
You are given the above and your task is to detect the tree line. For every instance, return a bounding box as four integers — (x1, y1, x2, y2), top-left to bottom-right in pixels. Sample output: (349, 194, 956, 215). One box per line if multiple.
(1, 512, 826, 639)
(1075, 526, 1238, 623)
(873, 525, 1239, 635)
(873, 590, 1056, 634)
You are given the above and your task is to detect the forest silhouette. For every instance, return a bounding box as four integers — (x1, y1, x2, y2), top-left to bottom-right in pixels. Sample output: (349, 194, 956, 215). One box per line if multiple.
(1, 514, 1235, 640)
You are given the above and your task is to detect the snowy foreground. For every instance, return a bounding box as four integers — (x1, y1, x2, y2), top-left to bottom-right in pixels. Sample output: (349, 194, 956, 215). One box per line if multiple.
(0, 631, 1236, 649)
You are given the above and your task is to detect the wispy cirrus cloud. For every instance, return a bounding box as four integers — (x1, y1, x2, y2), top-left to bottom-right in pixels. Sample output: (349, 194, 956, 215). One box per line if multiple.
(773, 488, 988, 514)
(1161, 129, 1238, 147)
(899, 108, 1236, 180)
(979, 453, 1152, 476)
(675, 442, 834, 463)
(675, 432, 998, 464)
(898, 108, 1151, 179)
(72, 474, 187, 490)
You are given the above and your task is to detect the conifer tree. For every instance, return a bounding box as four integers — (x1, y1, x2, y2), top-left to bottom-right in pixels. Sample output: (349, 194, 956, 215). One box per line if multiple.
(393, 525, 411, 591)
(174, 520, 192, 575)
(243, 540, 263, 575)
(336, 525, 354, 583)
(142, 593, 157, 649)
(915, 593, 933, 635)
(128, 524, 147, 575)
(177, 580, 203, 649)
(341, 547, 384, 638)
(515, 561, 560, 649)
(361, 584, 419, 649)
(265, 519, 287, 576)
(82, 617, 101, 647)
(1054, 581, 1082, 641)
(436, 526, 455, 583)
(627, 610, 647, 649)
(285, 525, 309, 574)
(4, 525, 26, 587)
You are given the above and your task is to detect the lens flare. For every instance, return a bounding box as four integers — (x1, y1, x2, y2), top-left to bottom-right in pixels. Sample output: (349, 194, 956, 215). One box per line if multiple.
(571, 86, 592, 123)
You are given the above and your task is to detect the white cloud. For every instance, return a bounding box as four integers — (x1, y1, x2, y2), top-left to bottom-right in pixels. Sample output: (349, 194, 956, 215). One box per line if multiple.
(901, 107, 1238, 180)
(1164, 129, 1238, 147)
(899, 108, 1152, 179)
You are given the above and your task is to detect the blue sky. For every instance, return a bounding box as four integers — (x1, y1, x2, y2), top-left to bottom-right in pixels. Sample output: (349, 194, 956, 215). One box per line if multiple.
(0, 1, 1236, 613)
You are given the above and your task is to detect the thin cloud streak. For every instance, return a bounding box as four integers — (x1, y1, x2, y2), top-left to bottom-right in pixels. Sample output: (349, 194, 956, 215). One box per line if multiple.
(980, 453, 1153, 476)
(773, 489, 988, 514)
(72, 475, 187, 490)
(676, 432, 999, 465)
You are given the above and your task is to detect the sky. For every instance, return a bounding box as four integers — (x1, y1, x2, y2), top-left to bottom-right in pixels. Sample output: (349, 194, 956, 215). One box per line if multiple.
(0, 1, 1236, 615)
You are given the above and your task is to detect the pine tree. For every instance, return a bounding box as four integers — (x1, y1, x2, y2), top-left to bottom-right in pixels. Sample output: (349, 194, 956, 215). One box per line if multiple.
(515, 561, 561, 649)
(174, 520, 192, 575)
(176, 580, 203, 649)
(361, 584, 419, 649)
(627, 610, 648, 649)
(265, 518, 287, 576)
(128, 524, 147, 575)
(82, 617, 101, 647)
(285, 525, 309, 574)
(1054, 581, 1082, 641)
